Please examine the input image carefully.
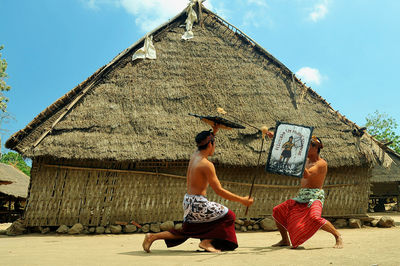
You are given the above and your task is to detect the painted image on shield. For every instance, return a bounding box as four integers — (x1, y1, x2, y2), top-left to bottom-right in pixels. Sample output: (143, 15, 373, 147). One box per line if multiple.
(265, 122, 313, 178)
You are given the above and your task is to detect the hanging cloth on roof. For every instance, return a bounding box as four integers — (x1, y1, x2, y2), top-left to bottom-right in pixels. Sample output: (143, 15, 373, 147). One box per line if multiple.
(132, 35, 157, 61)
(182, 0, 198, 40)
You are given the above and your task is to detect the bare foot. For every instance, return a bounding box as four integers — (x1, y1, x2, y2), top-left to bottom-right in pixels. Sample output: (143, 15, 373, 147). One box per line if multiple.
(199, 240, 221, 253)
(272, 239, 290, 247)
(142, 233, 154, 253)
(334, 235, 343, 249)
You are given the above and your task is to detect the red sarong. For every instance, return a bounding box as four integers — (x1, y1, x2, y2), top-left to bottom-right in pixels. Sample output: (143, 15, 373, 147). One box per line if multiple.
(165, 209, 238, 251)
(273, 199, 327, 248)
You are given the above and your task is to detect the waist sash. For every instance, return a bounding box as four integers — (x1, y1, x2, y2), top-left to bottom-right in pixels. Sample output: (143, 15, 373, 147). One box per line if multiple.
(292, 188, 325, 207)
(183, 194, 228, 223)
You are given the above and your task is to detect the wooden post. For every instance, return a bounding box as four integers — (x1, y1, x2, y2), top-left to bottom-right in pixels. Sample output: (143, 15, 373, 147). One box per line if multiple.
(198, 0, 203, 27)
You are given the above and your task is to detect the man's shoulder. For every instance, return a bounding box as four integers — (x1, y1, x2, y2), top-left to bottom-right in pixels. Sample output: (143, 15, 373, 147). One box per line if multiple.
(317, 158, 328, 169)
(196, 158, 214, 169)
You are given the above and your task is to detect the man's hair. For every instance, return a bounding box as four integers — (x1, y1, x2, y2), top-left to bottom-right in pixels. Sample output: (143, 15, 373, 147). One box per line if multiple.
(311, 136, 323, 154)
(317, 137, 323, 154)
(195, 130, 214, 150)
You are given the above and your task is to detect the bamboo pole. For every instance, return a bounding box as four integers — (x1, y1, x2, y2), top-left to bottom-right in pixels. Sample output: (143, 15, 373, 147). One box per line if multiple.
(42, 163, 359, 189)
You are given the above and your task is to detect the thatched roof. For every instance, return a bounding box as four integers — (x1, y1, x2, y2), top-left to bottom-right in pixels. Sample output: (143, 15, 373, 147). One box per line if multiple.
(372, 146, 400, 183)
(5, 4, 392, 168)
(0, 163, 30, 198)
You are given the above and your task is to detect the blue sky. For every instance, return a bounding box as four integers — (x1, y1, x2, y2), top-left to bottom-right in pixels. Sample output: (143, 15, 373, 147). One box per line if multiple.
(1, 0, 399, 154)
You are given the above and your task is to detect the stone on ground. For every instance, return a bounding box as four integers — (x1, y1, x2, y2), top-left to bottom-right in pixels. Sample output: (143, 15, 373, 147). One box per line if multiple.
(68, 223, 83, 235)
(56, 225, 69, 234)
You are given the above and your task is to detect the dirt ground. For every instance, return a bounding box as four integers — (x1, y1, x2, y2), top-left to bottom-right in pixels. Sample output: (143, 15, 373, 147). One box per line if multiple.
(1, 213, 399, 266)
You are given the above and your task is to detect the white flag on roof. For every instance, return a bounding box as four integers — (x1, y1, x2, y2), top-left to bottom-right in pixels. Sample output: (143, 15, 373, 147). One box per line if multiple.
(132, 35, 157, 61)
(182, 0, 198, 40)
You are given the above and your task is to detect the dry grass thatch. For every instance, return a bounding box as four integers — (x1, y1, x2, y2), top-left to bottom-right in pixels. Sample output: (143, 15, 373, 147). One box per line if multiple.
(372, 147, 400, 183)
(5, 5, 392, 169)
(0, 163, 30, 198)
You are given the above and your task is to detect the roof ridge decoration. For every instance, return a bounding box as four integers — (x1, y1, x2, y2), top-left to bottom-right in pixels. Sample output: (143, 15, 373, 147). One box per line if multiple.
(132, 35, 157, 61)
(182, 0, 199, 40)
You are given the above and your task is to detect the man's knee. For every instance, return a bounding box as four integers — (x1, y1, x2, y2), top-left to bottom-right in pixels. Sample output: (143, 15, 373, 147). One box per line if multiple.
(226, 209, 236, 221)
(272, 205, 281, 216)
(309, 212, 322, 222)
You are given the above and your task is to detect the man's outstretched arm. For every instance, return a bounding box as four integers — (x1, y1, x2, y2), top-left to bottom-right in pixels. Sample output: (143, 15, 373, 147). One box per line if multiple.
(205, 162, 253, 207)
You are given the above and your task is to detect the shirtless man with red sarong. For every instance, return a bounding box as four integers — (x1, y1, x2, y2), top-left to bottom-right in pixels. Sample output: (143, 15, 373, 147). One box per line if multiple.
(272, 136, 343, 249)
(142, 124, 254, 253)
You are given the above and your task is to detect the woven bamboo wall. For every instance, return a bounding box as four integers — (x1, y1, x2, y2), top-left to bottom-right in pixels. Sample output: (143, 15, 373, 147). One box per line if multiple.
(210, 166, 370, 218)
(24, 159, 186, 226)
(23, 158, 370, 226)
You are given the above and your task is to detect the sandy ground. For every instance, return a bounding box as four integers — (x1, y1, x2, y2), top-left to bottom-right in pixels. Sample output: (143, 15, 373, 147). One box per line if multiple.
(1, 214, 399, 266)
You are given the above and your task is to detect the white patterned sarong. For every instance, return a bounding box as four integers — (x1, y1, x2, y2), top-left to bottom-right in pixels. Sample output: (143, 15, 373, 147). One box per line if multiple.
(183, 194, 229, 223)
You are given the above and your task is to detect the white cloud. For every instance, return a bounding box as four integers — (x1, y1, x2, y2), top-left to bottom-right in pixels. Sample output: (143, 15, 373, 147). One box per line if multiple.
(242, 11, 260, 28)
(80, 0, 99, 10)
(80, 0, 270, 32)
(81, 0, 215, 32)
(206, 0, 230, 21)
(295, 67, 323, 86)
(80, 0, 119, 10)
(231, 0, 271, 29)
(309, 0, 329, 22)
(119, 0, 191, 32)
(247, 0, 268, 7)
(86, 0, 98, 9)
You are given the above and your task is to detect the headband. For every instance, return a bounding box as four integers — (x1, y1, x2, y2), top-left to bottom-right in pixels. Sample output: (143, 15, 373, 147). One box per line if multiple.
(311, 135, 323, 149)
(197, 134, 215, 147)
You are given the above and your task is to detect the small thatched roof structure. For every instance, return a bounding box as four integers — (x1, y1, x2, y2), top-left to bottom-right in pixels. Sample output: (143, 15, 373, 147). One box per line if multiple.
(0, 163, 30, 198)
(5, 3, 391, 169)
(372, 146, 400, 183)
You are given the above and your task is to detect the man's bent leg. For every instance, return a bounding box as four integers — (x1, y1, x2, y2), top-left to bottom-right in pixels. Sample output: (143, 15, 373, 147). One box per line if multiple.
(320, 221, 343, 249)
(272, 221, 290, 247)
(143, 231, 185, 253)
(272, 202, 291, 247)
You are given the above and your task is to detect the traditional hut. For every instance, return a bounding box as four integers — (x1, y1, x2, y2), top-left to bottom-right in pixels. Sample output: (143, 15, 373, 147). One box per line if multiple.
(5, 2, 392, 227)
(370, 146, 400, 211)
(0, 163, 30, 222)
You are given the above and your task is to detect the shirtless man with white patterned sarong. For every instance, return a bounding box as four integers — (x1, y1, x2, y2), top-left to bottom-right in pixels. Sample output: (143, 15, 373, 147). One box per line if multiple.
(142, 124, 254, 253)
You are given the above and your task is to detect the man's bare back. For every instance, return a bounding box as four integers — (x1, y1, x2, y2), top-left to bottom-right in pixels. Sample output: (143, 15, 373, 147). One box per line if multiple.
(186, 151, 211, 196)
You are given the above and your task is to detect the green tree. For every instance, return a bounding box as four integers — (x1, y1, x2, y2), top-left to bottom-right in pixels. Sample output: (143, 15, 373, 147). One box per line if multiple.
(0, 152, 31, 176)
(0, 45, 10, 112)
(365, 110, 400, 153)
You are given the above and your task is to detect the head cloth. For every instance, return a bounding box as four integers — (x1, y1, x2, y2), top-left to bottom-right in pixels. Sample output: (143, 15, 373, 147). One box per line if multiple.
(311, 135, 323, 149)
(197, 133, 215, 147)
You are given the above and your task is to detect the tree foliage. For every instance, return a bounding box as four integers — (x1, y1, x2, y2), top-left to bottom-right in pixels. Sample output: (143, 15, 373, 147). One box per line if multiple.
(0, 152, 31, 176)
(365, 110, 400, 153)
(0, 45, 10, 112)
